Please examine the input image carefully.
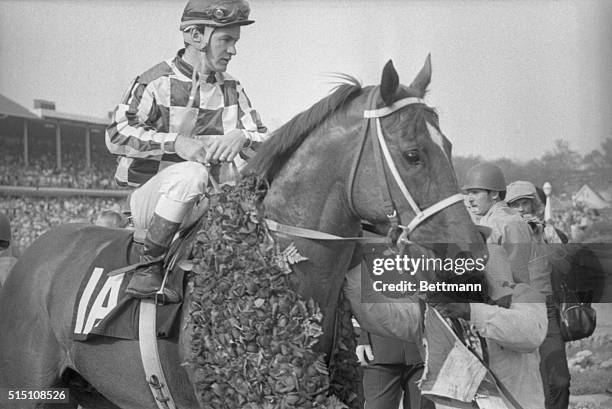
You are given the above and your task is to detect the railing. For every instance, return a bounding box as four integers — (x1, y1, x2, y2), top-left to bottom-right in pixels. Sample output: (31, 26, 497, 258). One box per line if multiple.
(0, 185, 129, 198)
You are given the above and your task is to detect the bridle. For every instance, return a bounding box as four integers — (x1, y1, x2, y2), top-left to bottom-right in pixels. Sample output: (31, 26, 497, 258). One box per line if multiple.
(265, 86, 464, 248)
(348, 87, 464, 246)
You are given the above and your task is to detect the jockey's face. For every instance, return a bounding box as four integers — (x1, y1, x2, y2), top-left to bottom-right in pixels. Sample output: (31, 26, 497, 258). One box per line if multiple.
(465, 189, 496, 216)
(204, 26, 241, 73)
(508, 198, 534, 217)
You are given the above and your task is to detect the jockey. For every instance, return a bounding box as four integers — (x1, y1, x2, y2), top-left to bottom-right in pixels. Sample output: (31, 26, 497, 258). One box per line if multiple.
(462, 163, 532, 284)
(506, 180, 571, 409)
(105, 0, 268, 302)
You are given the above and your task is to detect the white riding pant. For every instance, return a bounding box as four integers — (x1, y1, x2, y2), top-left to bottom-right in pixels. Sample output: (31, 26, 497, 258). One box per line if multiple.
(129, 161, 209, 230)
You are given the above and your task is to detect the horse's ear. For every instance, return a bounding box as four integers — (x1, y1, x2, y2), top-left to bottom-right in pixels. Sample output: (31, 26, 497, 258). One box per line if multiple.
(409, 54, 432, 97)
(380, 60, 400, 106)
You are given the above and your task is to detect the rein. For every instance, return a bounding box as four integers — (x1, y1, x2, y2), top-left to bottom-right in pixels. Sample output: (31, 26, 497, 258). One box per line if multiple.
(265, 86, 463, 248)
(264, 220, 388, 243)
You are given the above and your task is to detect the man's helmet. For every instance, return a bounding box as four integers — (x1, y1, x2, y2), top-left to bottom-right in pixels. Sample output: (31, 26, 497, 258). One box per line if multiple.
(462, 163, 506, 192)
(505, 180, 537, 204)
(180, 0, 254, 30)
(0, 214, 11, 249)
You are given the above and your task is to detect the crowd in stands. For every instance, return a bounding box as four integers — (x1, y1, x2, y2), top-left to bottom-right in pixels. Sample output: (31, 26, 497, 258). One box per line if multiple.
(0, 156, 116, 189)
(0, 135, 117, 190)
(0, 135, 127, 253)
(551, 205, 608, 242)
(0, 196, 124, 254)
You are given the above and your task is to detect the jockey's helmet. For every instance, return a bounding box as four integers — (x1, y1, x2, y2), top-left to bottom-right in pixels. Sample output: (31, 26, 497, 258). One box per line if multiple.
(462, 163, 506, 192)
(0, 213, 10, 248)
(180, 0, 254, 31)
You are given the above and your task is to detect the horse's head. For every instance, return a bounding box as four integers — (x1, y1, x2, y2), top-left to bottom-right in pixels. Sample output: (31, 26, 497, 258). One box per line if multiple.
(243, 56, 488, 353)
(245, 55, 488, 282)
(350, 56, 487, 267)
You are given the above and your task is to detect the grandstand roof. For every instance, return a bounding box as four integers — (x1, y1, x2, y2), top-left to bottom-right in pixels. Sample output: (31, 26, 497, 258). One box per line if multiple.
(0, 93, 108, 126)
(0, 94, 37, 119)
(35, 108, 109, 126)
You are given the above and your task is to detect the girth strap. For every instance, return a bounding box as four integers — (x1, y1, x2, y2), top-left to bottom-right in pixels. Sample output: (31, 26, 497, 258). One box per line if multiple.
(139, 299, 177, 409)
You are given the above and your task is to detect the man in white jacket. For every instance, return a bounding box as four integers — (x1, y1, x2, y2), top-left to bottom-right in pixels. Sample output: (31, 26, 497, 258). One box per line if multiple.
(345, 244, 548, 409)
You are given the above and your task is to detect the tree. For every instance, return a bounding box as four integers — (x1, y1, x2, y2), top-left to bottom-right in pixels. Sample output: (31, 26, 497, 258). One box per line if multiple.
(601, 137, 612, 166)
(541, 139, 581, 170)
(538, 139, 582, 190)
(452, 154, 484, 187)
(583, 150, 606, 169)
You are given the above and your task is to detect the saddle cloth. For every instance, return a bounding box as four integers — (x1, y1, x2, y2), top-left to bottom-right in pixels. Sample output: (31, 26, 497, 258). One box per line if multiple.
(71, 231, 184, 341)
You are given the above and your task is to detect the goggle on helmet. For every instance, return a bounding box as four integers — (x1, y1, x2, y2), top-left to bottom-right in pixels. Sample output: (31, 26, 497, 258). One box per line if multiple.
(180, 0, 254, 30)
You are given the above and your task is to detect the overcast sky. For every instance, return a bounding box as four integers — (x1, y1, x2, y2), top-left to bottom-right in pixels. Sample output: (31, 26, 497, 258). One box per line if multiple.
(1, 0, 610, 160)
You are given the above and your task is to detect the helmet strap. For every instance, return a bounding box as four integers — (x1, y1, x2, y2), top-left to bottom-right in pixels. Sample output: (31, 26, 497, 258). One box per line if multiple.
(197, 26, 215, 51)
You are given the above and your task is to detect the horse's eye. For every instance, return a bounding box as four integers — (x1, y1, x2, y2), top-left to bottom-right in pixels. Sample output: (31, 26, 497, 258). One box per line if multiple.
(404, 150, 421, 166)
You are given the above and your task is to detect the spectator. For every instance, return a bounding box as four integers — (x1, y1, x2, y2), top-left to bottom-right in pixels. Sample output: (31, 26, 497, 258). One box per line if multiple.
(429, 244, 548, 409)
(344, 245, 548, 409)
(506, 180, 571, 409)
(462, 163, 532, 284)
(95, 210, 129, 228)
(355, 328, 432, 409)
(0, 213, 18, 287)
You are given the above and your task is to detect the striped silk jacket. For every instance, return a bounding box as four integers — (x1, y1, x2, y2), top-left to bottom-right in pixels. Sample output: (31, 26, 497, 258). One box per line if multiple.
(106, 49, 268, 187)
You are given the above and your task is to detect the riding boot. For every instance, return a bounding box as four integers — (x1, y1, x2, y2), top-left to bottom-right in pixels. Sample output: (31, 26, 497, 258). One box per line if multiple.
(125, 213, 181, 303)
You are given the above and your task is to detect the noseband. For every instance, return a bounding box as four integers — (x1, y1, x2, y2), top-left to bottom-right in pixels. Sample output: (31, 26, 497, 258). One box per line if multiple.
(265, 86, 464, 248)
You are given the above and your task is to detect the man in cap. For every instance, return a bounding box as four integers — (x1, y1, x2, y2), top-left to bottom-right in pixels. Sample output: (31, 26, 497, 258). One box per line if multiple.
(506, 180, 571, 409)
(508, 181, 568, 244)
(106, 0, 268, 302)
(462, 163, 532, 284)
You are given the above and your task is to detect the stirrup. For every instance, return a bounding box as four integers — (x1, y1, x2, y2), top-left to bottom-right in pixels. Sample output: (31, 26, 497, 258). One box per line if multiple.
(155, 266, 173, 305)
(154, 290, 167, 306)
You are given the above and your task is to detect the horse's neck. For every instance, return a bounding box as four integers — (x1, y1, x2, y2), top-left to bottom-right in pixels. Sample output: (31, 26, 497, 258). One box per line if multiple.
(264, 177, 359, 293)
(263, 112, 362, 235)
(262, 118, 362, 299)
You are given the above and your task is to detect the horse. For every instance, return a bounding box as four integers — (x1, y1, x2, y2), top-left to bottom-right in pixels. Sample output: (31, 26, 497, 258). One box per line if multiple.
(0, 56, 487, 408)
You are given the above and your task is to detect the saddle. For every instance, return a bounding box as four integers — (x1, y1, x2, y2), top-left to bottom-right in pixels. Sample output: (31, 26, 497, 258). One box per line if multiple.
(71, 217, 204, 342)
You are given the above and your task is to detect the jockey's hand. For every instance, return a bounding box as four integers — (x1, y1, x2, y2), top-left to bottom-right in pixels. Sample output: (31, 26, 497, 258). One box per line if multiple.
(204, 129, 247, 165)
(175, 134, 209, 163)
(356, 344, 374, 366)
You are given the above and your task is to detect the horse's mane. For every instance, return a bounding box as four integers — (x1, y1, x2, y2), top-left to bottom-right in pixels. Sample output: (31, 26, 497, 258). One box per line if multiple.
(243, 75, 362, 182)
